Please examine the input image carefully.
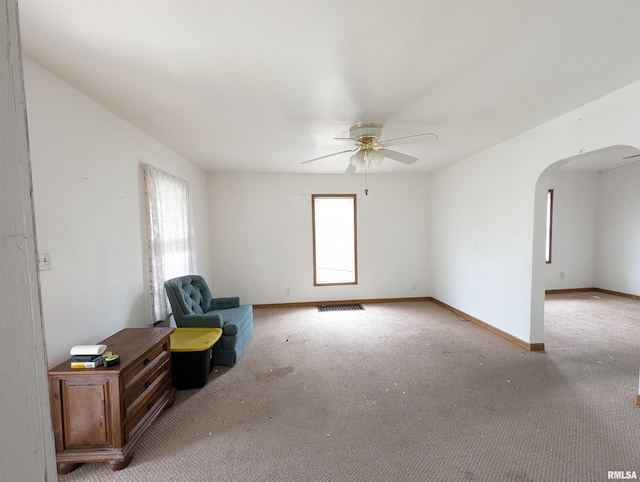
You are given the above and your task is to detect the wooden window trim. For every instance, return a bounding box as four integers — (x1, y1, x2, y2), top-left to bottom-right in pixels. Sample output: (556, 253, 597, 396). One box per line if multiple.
(546, 189, 554, 264)
(312, 194, 358, 286)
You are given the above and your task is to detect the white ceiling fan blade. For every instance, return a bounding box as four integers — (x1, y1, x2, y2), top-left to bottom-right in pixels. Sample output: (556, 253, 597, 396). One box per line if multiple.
(380, 132, 438, 147)
(381, 148, 418, 165)
(345, 164, 357, 175)
(301, 148, 358, 164)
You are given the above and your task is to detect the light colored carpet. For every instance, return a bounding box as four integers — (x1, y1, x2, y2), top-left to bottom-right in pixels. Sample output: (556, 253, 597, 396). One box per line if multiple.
(58, 292, 640, 481)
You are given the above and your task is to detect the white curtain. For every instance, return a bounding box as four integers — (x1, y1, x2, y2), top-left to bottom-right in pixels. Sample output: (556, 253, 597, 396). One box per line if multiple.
(141, 163, 197, 323)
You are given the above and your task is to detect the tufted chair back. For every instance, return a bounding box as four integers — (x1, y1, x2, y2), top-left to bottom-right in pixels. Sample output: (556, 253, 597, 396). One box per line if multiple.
(164, 275, 213, 319)
(164, 274, 253, 365)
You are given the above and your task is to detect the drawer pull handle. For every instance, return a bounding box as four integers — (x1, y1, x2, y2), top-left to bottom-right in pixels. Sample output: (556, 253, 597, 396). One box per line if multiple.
(143, 358, 150, 366)
(147, 402, 154, 410)
(145, 381, 152, 389)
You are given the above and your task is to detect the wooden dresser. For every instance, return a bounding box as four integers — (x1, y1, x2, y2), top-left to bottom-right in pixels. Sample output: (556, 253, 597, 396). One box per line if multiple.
(48, 328, 176, 474)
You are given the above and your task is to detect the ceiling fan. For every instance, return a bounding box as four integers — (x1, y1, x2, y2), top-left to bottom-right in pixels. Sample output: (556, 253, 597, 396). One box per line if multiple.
(302, 122, 438, 174)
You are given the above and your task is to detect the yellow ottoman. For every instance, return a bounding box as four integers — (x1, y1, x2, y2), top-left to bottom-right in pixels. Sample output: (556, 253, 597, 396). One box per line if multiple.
(170, 328, 222, 390)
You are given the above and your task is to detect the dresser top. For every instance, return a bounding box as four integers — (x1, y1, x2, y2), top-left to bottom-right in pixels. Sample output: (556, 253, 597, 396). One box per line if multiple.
(49, 327, 174, 374)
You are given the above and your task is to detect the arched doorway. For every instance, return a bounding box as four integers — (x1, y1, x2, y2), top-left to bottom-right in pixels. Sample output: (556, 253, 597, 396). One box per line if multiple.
(531, 145, 640, 346)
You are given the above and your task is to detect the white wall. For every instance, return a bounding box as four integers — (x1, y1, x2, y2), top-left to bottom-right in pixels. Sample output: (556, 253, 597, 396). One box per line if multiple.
(596, 161, 640, 295)
(429, 148, 540, 343)
(24, 59, 211, 366)
(207, 173, 430, 305)
(431, 80, 640, 346)
(545, 171, 599, 290)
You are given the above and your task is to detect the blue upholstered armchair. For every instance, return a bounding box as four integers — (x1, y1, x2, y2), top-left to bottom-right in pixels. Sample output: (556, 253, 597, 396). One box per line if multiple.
(164, 275, 254, 366)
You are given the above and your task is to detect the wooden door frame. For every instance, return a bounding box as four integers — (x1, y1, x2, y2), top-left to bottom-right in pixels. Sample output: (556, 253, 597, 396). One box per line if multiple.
(0, 0, 58, 479)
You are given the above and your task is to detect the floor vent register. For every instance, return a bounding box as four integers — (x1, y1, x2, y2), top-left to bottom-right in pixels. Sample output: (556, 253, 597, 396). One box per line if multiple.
(317, 304, 364, 312)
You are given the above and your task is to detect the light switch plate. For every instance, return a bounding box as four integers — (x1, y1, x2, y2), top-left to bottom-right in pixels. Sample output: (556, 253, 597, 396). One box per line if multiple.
(38, 250, 52, 270)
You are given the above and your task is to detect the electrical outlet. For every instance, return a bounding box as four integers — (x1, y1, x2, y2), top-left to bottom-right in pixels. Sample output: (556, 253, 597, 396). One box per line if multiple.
(38, 250, 52, 270)
(285, 287, 290, 295)
(560, 272, 566, 279)
(411, 282, 418, 290)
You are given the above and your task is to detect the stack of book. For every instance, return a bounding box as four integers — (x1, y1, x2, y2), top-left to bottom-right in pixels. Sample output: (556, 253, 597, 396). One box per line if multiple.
(69, 344, 108, 369)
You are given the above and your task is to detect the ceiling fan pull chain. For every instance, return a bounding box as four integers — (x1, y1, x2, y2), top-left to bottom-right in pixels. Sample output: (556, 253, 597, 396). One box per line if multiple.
(364, 167, 369, 195)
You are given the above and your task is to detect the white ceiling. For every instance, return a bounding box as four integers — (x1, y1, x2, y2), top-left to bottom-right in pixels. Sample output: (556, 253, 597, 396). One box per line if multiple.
(17, 0, 640, 175)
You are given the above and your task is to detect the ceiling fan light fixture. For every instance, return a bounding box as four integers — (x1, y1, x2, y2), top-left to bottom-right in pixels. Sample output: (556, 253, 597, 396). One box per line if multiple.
(350, 149, 366, 168)
(368, 148, 385, 167)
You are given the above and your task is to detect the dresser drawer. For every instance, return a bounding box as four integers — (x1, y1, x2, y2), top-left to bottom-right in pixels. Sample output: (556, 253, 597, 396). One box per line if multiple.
(123, 382, 168, 443)
(123, 357, 170, 419)
(122, 341, 170, 391)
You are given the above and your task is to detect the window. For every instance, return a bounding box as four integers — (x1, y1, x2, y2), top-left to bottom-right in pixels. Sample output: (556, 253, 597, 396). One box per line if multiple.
(312, 194, 357, 285)
(141, 163, 197, 323)
(545, 189, 554, 264)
